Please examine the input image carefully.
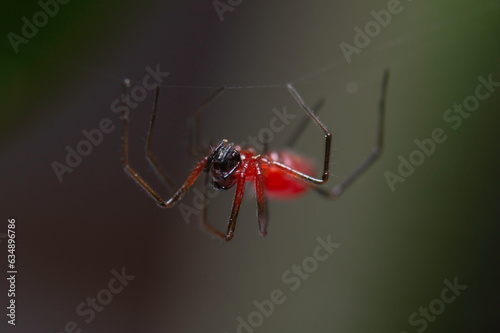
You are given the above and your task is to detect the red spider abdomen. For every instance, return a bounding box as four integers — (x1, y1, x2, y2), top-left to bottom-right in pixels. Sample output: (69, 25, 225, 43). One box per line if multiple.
(264, 150, 315, 200)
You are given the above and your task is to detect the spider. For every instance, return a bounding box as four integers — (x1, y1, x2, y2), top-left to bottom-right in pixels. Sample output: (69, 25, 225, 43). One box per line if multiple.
(121, 70, 389, 241)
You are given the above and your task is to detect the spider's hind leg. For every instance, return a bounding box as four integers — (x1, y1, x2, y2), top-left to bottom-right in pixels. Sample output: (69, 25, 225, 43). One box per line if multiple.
(314, 70, 390, 199)
(188, 87, 226, 157)
(145, 85, 177, 191)
(121, 79, 209, 208)
(284, 98, 327, 149)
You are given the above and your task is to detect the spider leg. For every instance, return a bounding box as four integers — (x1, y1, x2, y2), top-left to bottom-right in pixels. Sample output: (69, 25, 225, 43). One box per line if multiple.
(199, 172, 221, 237)
(315, 69, 389, 199)
(188, 87, 226, 156)
(145, 85, 177, 191)
(271, 70, 388, 196)
(262, 98, 324, 154)
(225, 169, 246, 241)
(279, 71, 390, 198)
(284, 97, 326, 148)
(263, 159, 326, 186)
(200, 166, 247, 241)
(285, 83, 332, 185)
(255, 158, 268, 236)
(122, 79, 208, 208)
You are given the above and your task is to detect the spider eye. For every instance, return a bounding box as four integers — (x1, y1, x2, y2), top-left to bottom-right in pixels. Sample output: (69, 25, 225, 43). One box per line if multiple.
(214, 150, 240, 174)
(205, 142, 241, 190)
(212, 149, 241, 178)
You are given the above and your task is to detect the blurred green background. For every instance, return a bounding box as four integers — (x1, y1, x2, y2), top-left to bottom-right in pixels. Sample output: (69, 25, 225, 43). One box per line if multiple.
(1, 1, 499, 332)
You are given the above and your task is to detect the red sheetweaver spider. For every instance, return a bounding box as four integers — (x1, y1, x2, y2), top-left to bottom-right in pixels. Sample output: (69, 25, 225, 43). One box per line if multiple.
(122, 70, 389, 241)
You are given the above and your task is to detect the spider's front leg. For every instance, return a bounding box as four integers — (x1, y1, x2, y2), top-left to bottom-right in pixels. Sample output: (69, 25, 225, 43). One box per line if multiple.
(314, 70, 389, 199)
(121, 78, 208, 208)
(282, 70, 389, 199)
(200, 165, 247, 241)
(188, 87, 226, 156)
(255, 157, 269, 236)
